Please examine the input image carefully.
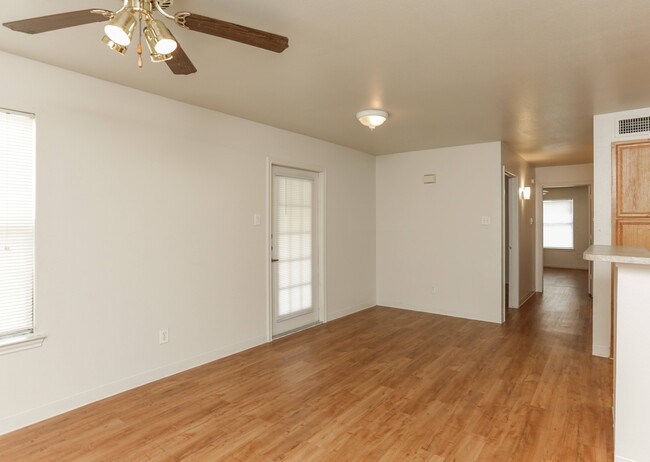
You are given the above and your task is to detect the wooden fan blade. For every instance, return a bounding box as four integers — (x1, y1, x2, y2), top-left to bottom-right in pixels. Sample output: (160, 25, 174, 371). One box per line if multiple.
(179, 13, 288, 53)
(166, 43, 197, 75)
(3, 9, 111, 34)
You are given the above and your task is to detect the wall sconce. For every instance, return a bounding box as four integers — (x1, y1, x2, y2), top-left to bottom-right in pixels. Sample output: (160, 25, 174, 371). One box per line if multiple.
(521, 186, 531, 200)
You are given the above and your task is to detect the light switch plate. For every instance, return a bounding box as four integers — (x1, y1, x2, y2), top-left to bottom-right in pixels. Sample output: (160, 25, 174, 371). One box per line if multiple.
(481, 216, 491, 225)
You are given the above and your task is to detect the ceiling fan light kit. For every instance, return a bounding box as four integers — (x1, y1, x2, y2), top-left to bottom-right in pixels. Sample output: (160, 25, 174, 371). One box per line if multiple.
(143, 27, 172, 62)
(147, 19, 178, 55)
(101, 34, 128, 55)
(2, 0, 289, 75)
(356, 109, 389, 130)
(104, 9, 137, 46)
(147, 18, 177, 54)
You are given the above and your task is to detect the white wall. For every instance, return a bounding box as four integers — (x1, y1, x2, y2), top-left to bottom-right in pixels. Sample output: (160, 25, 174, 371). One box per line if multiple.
(501, 144, 536, 306)
(534, 164, 593, 290)
(542, 186, 590, 270)
(0, 51, 376, 434)
(376, 142, 503, 323)
(614, 264, 650, 462)
(594, 108, 650, 358)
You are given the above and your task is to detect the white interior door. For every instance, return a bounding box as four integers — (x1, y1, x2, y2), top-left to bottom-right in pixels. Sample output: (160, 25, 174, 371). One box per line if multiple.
(587, 185, 594, 296)
(271, 166, 320, 337)
(508, 176, 520, 309)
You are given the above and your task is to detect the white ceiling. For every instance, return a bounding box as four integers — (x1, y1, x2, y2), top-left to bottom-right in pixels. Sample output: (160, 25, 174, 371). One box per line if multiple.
(2, 0, 650, 166)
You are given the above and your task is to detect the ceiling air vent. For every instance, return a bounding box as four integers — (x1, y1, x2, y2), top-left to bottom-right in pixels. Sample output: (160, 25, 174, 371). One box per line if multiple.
(618, 116, 650, 135)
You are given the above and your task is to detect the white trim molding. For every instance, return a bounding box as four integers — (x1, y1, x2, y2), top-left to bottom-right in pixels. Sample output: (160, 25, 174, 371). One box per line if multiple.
(327, 303, 375, 322)
(518, 290, 536, 308)
(592, 344, 610, 358)
(0, 334, 264, 436)
(0, 333, 46, 356)
(615, 455, 639, 462)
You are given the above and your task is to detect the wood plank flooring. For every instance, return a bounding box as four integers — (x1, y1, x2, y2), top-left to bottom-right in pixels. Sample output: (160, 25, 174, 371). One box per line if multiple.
(0, 268, 613, 461)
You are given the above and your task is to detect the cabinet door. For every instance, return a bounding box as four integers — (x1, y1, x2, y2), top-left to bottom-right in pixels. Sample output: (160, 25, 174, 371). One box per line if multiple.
(616, 220, 650, 249)
(614, 141, 650, 251)
(615, 142, 650, 218)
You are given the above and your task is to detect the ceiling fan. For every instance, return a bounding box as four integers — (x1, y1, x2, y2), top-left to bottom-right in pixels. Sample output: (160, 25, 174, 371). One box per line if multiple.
(2, 0, 289, 75)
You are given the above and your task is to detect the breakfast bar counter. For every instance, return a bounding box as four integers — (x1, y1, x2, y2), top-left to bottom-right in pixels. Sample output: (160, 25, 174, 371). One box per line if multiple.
(584, 245, 650, 462)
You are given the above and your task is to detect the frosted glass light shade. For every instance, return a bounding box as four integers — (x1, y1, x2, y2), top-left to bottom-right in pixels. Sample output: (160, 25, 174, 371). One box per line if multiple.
(356, 109, 388, 130)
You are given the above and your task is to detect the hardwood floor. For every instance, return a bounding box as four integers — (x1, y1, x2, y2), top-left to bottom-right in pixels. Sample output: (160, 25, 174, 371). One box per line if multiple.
(0, 269, 613, 461)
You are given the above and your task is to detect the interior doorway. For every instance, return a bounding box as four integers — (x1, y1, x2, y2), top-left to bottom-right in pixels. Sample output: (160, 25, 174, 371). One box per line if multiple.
(539, 185, 592, 295)
(270, 165, 323, 338)
(502, 170, 519, 322)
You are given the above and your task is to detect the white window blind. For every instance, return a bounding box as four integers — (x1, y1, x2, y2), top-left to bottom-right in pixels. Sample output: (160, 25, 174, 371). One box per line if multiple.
(275, 175, 313, 318)
(543, 199, 574, 249)
(0, 109, 35, 339)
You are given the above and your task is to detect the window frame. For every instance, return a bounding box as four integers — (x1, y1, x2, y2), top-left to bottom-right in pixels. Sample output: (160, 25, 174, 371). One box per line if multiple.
(0, 107, 45, 355)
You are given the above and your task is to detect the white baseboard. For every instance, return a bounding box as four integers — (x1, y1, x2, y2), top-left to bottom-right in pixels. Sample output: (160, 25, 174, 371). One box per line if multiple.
(616, 455, 638, 462)
(543, 265, 589, 271)
(592, 344, 611, 358)
(518, 290, 536, 307)
(327, 303, 374, 321)
(1, 302, 378, 436)
(378, 300, 501, 324)
(0, 334, 267, 436)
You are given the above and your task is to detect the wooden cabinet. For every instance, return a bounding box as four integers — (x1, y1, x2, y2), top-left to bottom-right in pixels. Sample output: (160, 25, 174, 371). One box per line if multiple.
(613, 141, 650, 250)
(611, 141, 650, 358)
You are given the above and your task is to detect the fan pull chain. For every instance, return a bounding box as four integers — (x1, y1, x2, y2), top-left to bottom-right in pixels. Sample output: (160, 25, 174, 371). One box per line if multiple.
(137, 13, 143, 68)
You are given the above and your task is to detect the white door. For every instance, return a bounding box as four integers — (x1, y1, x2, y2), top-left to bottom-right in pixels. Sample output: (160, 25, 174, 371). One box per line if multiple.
(271, 166, 320, 337)
(507, 176, 520, 309)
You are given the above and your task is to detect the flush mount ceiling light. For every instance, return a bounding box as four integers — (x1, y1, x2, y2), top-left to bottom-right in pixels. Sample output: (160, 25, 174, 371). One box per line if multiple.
(2, 0, 290, 75)
(356, 109, 389, 130)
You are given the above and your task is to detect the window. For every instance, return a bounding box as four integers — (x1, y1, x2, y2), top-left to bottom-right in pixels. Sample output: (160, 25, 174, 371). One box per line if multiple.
(543, 199, 574, 249)
(0, 109, 35, 341)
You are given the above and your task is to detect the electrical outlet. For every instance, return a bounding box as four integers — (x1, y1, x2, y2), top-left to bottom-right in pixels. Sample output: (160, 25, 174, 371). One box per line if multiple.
(432, 286, 438, 294)
(159, 328, 169, 344)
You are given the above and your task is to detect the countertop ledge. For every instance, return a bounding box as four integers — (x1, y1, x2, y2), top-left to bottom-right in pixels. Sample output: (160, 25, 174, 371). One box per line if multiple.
(584, 245, 650, 265)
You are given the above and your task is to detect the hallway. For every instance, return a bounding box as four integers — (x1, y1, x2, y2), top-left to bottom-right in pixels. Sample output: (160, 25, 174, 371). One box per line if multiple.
(512, 267, 592, 350)
(494, 267, 613, 459)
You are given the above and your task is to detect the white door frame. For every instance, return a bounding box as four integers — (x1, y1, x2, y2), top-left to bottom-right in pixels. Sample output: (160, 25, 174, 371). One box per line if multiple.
(501, 169, 507, 322)
(508, 174, 520, 311)
(502, 169, 520, 321)
(266, 158, 327, 342)
(534, 181, 593, 293)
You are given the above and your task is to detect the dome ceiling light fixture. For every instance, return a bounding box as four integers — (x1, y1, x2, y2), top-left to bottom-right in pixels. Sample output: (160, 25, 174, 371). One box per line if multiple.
(356, 109, 389, 131)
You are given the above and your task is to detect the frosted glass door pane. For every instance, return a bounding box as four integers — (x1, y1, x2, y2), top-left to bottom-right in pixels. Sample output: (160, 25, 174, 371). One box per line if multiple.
(275, 176, 313, 317)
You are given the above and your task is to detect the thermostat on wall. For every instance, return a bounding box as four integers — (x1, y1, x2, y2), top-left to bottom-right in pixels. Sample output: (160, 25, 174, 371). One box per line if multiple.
(423, 174, 436, 184)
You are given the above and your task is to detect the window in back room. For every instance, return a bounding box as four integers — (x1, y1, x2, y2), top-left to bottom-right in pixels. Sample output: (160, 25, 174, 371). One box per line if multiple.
(543, 199, 574, 250)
